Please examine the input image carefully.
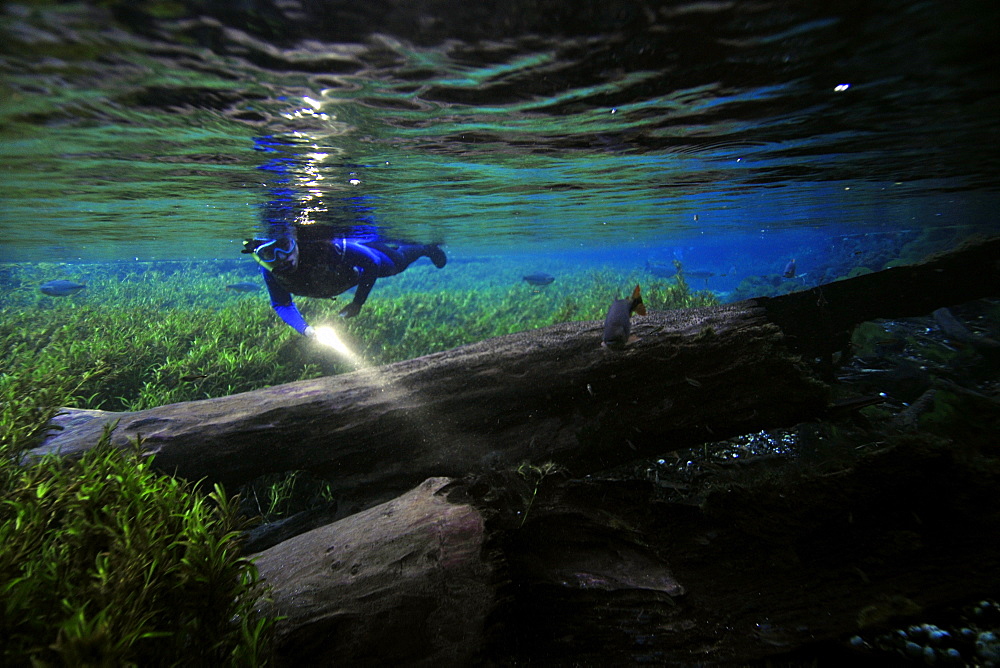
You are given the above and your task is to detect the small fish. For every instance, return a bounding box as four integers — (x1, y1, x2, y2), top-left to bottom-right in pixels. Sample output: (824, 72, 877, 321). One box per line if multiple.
(645, 261, 715, 282)
(602, 285, 647, 348)
(523, 272, 555, 286)
(180, 373, 209, 382)
(783, 259, 797, 278)
(226, 281, 260, 292)
(39, 280, 86, 296)
(645, 262, 676, 278)
(710, 266, 737, 278)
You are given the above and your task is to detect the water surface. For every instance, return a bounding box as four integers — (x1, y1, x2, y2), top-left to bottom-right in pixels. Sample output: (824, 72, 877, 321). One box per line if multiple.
(2, 0, 997, 266)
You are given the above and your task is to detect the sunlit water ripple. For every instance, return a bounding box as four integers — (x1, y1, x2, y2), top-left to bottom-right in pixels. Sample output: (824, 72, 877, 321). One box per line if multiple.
(1, 0, 998, 262)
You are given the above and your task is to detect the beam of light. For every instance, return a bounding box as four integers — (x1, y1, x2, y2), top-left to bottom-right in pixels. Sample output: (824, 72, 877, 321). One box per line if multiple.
(312, 325, 365, 367)
(310, 321, 468, 465)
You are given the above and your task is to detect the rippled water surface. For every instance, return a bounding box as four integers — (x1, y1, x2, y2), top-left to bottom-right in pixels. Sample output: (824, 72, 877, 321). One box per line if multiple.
(1, 0, 998, 263)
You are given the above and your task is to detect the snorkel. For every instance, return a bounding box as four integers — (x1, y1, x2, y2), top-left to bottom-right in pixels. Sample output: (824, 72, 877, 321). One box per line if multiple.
(242, 236, 299, 273)
(242, 221, 300, 272)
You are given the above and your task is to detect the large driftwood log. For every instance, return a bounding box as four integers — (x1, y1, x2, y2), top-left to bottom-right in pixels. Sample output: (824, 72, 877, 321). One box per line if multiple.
(254, 477, 492, 667)
(31, 237, 1000, 510)
(31, 301, 826, 506)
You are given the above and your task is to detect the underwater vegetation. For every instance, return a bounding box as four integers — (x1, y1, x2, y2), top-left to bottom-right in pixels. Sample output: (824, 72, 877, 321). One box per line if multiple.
(0, 428, 274, 666)
(0, 258, 717, 414)
(0, 261, 291, 665)
(240, 470, 338, 525)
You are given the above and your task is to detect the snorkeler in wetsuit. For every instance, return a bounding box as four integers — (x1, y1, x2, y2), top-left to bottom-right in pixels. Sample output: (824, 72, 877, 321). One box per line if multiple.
(243, 226, 446, 337)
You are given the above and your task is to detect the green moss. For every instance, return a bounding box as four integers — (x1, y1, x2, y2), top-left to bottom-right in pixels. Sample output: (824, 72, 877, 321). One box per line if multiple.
(857, 594, 923, 629)
(694, 325, 717, 341)
(916, 389, 991, 437)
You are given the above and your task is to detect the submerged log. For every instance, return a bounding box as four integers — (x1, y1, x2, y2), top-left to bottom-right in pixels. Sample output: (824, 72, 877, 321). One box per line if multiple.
(31, 302, 827, 505)
(757, 234, 1000, 370)
(31, 236, 1000, 509)
(253, 477, 492, 667)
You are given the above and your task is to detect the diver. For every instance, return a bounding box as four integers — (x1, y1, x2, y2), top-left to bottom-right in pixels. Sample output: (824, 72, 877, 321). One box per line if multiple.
(243, 224, 446, 337)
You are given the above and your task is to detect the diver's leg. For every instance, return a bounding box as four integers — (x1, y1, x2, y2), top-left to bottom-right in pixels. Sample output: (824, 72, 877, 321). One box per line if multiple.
(367, 242, 447, 276)
(424, 243, 447, 268)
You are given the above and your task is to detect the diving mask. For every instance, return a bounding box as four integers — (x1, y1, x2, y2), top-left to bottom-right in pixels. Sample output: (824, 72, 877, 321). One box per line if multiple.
(243, 237, 298, 272)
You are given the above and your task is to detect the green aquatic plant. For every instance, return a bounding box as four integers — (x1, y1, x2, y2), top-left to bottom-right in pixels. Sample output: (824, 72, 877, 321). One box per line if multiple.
(242, 470, 339, 524)
(845, 266, 874, 279)
(1, 262, 318, 412)
(264, 471, 302, 519)
(516, 461, 562, 527)
(0, 264, 282, 665)
(0, 427, 275, 666)
(1, 258, 719, 416)
(0, 360, 107, 456)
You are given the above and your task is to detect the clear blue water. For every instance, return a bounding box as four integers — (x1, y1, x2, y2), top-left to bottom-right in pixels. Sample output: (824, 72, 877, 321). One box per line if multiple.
(1, 0, 998, 280)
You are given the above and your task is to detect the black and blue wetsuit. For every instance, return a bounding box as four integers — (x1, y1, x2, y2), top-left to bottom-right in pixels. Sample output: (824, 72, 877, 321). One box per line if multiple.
(247, 135, 446, 335)
(254, 235, 446, 335)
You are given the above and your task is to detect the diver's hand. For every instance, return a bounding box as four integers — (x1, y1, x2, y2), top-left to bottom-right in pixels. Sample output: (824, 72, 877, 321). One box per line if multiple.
(338, 302, 362, 318)
(303, 326, 316, 338)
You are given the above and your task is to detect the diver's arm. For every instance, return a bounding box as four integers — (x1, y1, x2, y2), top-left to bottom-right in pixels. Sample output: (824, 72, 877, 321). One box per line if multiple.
(261, 268, 313, 336)
(339, 243, 380, 317)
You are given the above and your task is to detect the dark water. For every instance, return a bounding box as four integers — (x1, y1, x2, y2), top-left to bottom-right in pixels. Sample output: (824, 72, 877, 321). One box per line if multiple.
(2, 0, 998, 269)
